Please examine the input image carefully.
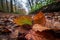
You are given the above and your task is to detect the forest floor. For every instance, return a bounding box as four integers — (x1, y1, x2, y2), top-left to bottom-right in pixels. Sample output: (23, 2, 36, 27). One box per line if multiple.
(0, 12, 60, 40)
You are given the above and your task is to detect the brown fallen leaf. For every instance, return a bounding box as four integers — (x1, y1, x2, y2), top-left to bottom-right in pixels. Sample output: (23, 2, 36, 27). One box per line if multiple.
(33, 12, 46, 26)
(32, 24, 51, 32)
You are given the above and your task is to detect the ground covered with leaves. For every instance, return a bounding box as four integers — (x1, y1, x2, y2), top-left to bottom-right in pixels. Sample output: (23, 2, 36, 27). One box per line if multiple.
(0, 12, 60, 40)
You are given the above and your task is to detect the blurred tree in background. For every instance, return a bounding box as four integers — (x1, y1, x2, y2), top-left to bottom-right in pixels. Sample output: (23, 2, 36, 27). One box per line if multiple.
(10, 0, 13, 12)
(0, 0, 56, 14)
(28, 0, 55, 13)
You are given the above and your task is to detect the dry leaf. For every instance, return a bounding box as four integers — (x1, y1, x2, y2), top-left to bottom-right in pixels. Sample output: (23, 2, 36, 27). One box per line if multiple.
(33, 12, 46, 26)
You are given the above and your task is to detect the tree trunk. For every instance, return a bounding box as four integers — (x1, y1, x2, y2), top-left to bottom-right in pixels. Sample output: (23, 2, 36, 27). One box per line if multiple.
(31, 0, 34, 5)
(6, 0, 9, 12)
(10, 0, 13, 12)
(28, 0, 32, 9)
(1, 0, 4, 11)
(14, 0, 16, 12)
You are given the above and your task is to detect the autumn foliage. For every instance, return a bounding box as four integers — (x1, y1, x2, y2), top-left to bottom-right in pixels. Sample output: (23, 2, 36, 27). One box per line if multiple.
(13, 16, 32, 25)
(33, 12, 46, 26)
(13, 12, 46, 26)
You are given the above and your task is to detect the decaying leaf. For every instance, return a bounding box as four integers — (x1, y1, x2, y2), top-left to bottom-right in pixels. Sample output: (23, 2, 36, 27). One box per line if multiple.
(13, 16, 32, 26)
